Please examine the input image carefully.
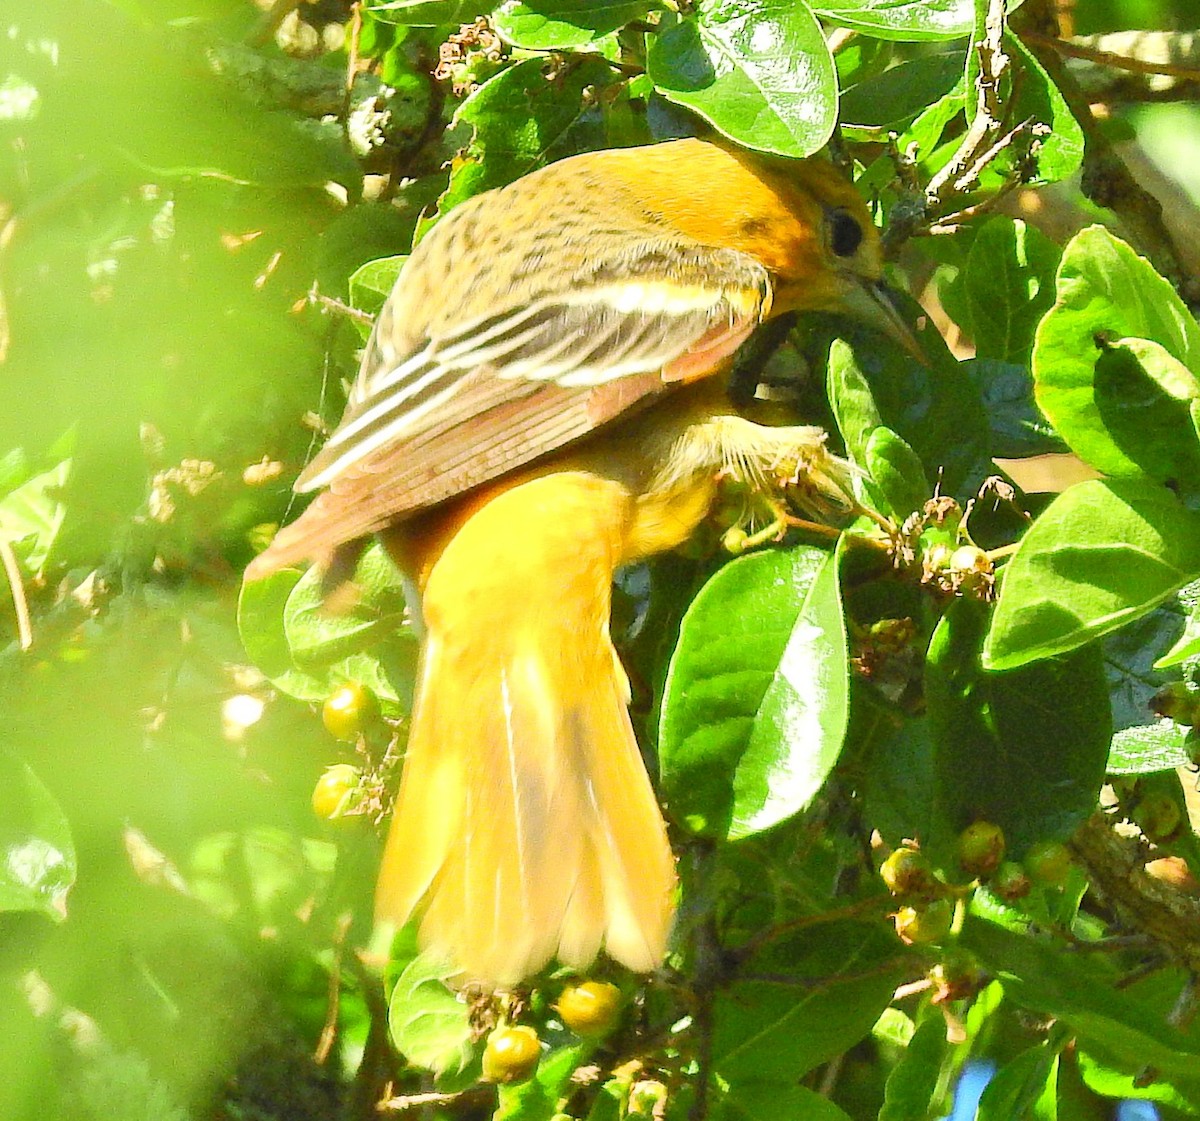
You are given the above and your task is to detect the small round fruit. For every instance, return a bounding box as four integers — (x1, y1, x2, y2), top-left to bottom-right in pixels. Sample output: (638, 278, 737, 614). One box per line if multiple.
(311, 763, 362, 820)
(322, 682, 374, 740)
(1132, 792, 1182, 843)
(482, 1025, 541, 1084)
(992, 861, 1032, 901)
(1024, 841, 1073, 887)
(556, 981, 622, 1037)
(957, 821, 1006, 878)
(879, 847, 938, 898)
(894, 898, 953, 945)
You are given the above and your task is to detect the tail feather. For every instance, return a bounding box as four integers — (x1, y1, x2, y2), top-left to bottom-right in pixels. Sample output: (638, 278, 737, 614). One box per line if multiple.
(374, 473, 677, 987)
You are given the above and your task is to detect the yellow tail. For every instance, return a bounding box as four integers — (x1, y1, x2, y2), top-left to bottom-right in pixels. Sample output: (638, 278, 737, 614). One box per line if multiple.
(375, 473, 677, 987)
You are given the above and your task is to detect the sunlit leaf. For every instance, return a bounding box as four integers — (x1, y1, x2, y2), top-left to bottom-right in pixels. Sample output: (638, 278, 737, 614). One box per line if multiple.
(985, 479, 1200, 670)
(647, 0, 836, 158)
(0, 752, 76, 920)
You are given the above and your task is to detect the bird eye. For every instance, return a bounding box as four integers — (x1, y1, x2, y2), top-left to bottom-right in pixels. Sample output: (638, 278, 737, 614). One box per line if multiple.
(829, 208, 864, 258)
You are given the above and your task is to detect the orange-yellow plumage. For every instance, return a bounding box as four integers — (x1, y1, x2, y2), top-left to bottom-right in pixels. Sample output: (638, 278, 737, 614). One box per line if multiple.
(246, 137, 915, 987)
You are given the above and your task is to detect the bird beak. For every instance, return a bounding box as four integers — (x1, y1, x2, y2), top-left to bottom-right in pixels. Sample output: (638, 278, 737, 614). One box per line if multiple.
(840, 279, 925, 362)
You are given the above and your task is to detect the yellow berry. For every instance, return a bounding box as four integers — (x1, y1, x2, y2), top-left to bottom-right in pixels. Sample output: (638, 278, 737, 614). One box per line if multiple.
(555, 981, 622, 1037)
(322, 682, 374, 740)
(1024, 841, 1073, 887)
(956, 821, 1006, 878)
(311, 763, 362, 820)
(482, 1025, 541, 1084)
(894, 898, 953, 945)
(879, 847, 938, 899)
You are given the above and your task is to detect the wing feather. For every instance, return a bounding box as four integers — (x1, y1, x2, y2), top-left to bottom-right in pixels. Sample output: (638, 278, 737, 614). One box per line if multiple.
(249, 233, 771, 576)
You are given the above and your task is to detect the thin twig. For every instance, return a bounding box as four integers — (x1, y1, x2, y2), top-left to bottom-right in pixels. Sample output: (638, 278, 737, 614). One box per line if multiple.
(0, 539, 32, 650)
(314, 911, 355, 1064)
(378, 1088, 493, 1113)
(1022, 29, 1200, 80)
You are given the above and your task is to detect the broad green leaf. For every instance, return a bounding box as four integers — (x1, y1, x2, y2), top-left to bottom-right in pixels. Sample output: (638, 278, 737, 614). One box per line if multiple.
(1006, 33, 1083, 184)
(0, 459, 71, 575)
(862, 426, 929, 520)
(1104, 592, 1200, 774)
(237, 564, 416, 707)
(0, 752, 76, 920)
(646, 1, 836, 158)
(731, 547, 848, 838)
(388, 953, 475, 1077)
(927, 599, 1110, 862)
(1077, 1049, 1200, 1114)
(964, 918, 1200, 1079)
(1033, 226, 1200, 483)
(439, 54, 615, 214)
(1157, 576, 1200, 668)
(493, 1, 653, 49)
(879, 1012, 949, 1121)
(984, 479, 1200, 670)
(348, 255, 407, 320)
(825, 298, 991, 500)
(495, 1043, 591, 1120)
(723, 1082, 852, 1120)
(810, 0, 974, 40)
(964, 360, 1066, 459)
(368, 0, 488, 24)
(898, 78, 966, 161)
(1113, 336, 1200, 401)
(658, 546, 827, 839)
(283, 542, 410, 666)
(840, 49, 965, 130)
(714, 919, 906, 1082)
(977, 1045, 1059, 1121)
(941, 218, 1060, 366)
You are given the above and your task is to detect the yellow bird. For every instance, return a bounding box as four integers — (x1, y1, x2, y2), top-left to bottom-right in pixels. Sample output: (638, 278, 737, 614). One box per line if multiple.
(246, 137, 914, 987)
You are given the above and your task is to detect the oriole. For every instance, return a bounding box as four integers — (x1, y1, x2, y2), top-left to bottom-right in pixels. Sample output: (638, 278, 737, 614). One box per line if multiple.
(246, 137, 915, 987)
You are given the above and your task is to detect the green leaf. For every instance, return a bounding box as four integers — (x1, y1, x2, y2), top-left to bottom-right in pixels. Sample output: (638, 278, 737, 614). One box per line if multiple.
(732, 547, 849, 838)
(840, 49, 965, 130)
(0, 458, 71, 575)
(714, 919, 906, 1082)
(348, 255, 407, 321)
(862, 426, 930, 520)
(368, 0, 489, 24)
(964, 360, 1067, 459)
(1033, 226, 1200, 483)
(964, 917, 1200, 1079)
(1104, 592, 1199, 774)
(439, 54, 616, 214)
(0, 752, 76, 920)
(646, 1, 836, 158)
(984, 479, 1200, 670)
(977, 1045, 1059, 1121)
(283, 542, 410, 667)
(927, 599, 1110, 861)
(493, 1, 653, 49)
(1007, 33, 1084, 184)
(940, 218, 1060, 366)
(658, 546, 829, 839)
(495, 1043, 591, 1120)
(810, 0, 973, 39)
(1157, 576, 1200, 668)
(825, 298, 991, 500)
(1077, 1048, 1200, 1114)
(237, 562, 416, 707)
(879, 1012, 949, 1121)
(722, 1082, 853, 1120)
(388, 953, 475, 1077)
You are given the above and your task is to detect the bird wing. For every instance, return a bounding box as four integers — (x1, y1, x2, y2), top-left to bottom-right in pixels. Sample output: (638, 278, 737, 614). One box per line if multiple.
(249, 238, 770, 575)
